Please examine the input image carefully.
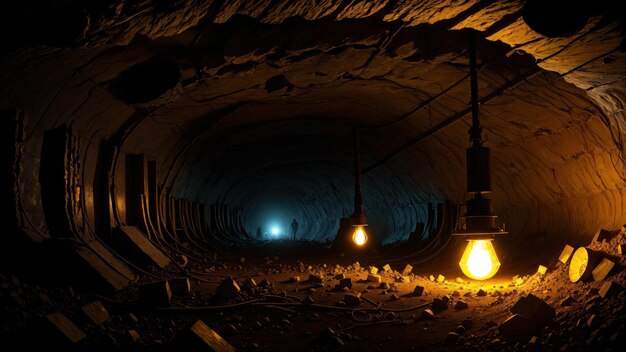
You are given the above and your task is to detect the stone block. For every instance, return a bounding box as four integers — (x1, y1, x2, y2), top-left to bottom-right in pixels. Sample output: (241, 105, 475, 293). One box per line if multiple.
(618, 244, 625, 255)
(402, 264, 413, 275)
(413, 285, 424, 296)
(382, 264, 391, 272)
(437, 274, 445, 283)
(344, 293, 361, 307)
(308, 273, 323, 284)
(455, 300, 469, 310)
(367, 274, 382, 283)
(598, 281, 622, 298)
(81, 301, 109, 325)
(216, 277, 240, 300)
(175, 320, 236, 352)
(558, 244, 575, 264)
(510, 293, 555, 326)
(400, 276, 410, 283)
(242, 277, 257, 290)
(420, 309, 436, 320)
(369, 266, 379, 275)
(338, 278, 352, 289)
(498, 314, 538, 342)
(537, 265, 547, 275)
(139, 281, 172, 307)
(353, 262, 361, 271)
(592, 228, 616, 243)
(431, 298, 448, 312)
(592, 258, 615, 281)
(169, 277, 191, 296)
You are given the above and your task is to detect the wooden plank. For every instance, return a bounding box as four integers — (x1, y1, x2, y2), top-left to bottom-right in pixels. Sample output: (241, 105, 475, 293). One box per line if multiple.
(76, 246, 130, 291)
(184, 320, 236, 352)
(85, 239, 136, 281)
(116, 226, 170, 269)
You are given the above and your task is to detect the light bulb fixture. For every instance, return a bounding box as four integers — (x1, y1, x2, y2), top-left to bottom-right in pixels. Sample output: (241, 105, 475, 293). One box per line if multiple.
(453, 30, 507, 280)
(352, 225, 367, 246)
(352, 129, 368, 247)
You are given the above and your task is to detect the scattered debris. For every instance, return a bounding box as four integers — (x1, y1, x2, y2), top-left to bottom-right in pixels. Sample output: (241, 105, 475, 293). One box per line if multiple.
(242, 277, 257, 290)
(402, 264, 413, 275)
(169, 277, 191, 296)
(338, 278, 352, 289)
(445, 331, 459, 343)
(344, 293, 362, 307)
(476, 289, 487, 297)
(367, 274, 382, 283)
(592, 228, 615, 243)
(454, 300, 468, 310)
(599, 281, 622, 298)
(591, 258, 615, 281)
(558, 244, 575, 264)
(412, 285, 424, 296)
(510, 293, 555, 326)
(537, 265, 547, 275)
(420, 309, 436, 321)
(139, 281, 172, 306)
(175, 320, 236, 352)
(498, 314, 538, 341)
(127, 329, 141, 343)
(308, 274, 323, 284)
(81, 301, 110, 325)
(216, 277, 241, 300)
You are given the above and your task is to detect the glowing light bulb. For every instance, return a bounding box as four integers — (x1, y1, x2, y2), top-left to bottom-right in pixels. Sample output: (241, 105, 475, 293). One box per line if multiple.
(352, 226, 367, 246)
(271, 227, 280, 236)
(459, 239, 500, 280)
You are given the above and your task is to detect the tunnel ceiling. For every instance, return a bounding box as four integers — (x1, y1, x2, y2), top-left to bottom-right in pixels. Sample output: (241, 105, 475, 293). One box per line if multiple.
(2, 0, 626, 244)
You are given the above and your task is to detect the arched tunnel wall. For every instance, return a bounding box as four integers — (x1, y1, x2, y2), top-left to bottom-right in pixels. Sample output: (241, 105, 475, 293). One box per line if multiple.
(1, 1, 626, 277)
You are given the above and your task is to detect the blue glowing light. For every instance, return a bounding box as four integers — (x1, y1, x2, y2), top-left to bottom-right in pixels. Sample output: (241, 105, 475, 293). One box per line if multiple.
(271, 227, 280, 236)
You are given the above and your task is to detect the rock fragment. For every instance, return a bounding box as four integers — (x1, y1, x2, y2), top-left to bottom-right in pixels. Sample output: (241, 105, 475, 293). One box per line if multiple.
(81, 301, 110, 325)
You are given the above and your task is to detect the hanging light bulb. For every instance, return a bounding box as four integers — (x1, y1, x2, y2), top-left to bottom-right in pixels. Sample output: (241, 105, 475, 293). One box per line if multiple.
(459, 239, 500, 280)
(352, 225, 368, 246)
(453, 30, 507, 280)
(351, 128, 369, 249)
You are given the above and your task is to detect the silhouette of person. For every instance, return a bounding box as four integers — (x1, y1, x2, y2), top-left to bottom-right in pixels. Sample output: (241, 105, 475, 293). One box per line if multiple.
(256, 226, 263, 239)
(290, 218, 299, 241)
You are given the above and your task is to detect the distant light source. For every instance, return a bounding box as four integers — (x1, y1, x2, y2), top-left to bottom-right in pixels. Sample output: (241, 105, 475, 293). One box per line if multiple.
(352, 225, 367, 246)
(459, 239, 500, 280)
(271, 227, 280, 236)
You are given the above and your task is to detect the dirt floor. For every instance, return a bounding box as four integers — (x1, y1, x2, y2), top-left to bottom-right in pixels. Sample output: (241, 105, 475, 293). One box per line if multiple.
(1, 234, 624, 351)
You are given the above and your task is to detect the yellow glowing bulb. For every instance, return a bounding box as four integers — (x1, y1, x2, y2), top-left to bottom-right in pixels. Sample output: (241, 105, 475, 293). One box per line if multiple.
(459, 239, 500, 280)
(352, 226, 367, 246)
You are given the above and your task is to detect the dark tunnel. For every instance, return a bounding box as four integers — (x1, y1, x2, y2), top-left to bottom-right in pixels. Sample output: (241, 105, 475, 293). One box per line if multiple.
(1, 1, 626, 351)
